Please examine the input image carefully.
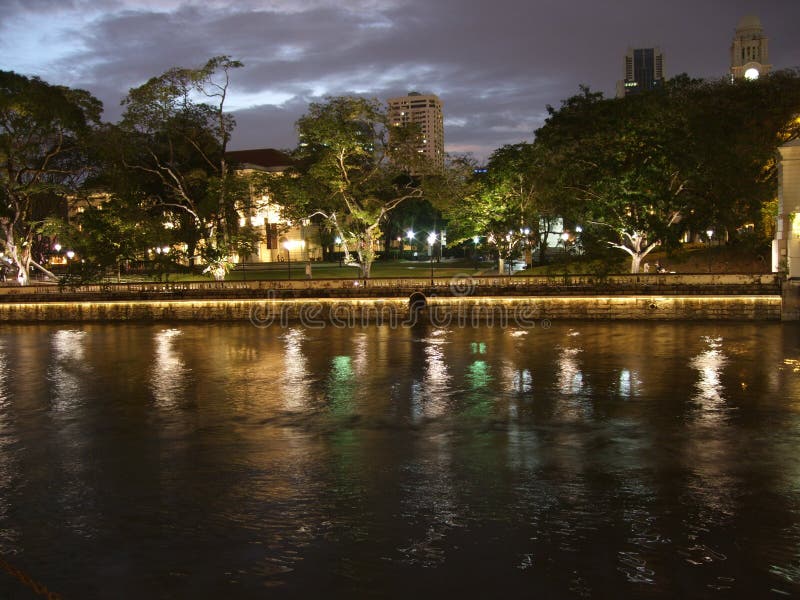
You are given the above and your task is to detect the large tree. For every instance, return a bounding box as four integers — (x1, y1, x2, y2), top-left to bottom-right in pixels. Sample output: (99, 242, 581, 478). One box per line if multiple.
(114, 56, 250, 279)
(272, 96, 435, 278)
(534, 72, 800, 273)
(0, 70, 102, 285)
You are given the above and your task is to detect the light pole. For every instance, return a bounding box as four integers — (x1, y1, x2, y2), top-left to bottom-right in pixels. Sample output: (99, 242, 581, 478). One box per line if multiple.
(706, 229, 714, 273)
(406, 229, 415, 260)
(427, 232, 436, 285)
(66, 250, 75, 280)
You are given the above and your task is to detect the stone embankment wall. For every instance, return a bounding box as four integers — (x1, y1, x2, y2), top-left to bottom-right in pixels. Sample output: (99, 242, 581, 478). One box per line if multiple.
(0, 295, 781, 323)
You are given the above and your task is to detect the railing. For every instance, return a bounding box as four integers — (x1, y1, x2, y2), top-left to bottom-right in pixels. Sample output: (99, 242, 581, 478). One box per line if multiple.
(0, 272, 781, 302)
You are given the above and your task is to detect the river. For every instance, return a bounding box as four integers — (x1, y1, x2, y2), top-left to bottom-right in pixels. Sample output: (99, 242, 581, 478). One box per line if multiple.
(0, 321, 798, 598)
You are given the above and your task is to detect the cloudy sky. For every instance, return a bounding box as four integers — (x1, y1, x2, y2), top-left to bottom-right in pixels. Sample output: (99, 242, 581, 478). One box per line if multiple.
(2, 0, 799, 161)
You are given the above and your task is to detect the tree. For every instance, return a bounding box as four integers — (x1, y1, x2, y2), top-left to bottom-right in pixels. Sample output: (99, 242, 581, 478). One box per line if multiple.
(271, 96, 434, 278)
(0, 70, 101, 284)
(534, 73, 800, 273)
(677, 71, 800, 241)
(44, 196, 164, 282)
(114, 56, 251, 279)
(535, 86, 692, 273)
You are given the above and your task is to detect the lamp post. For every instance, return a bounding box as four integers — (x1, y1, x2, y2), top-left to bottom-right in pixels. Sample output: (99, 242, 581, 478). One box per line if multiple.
(406, 229, 415, 260)
(283, 241, 292, 280)
(427, 232, 436, 285)
(65, 250, 75, 279)
(706, 229, 714, 273)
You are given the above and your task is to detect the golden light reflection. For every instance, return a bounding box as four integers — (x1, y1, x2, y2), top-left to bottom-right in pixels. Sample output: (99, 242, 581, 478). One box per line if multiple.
(150, 328, 188, 409)
(554, 345, 593, 421)
(557, 347, 585, 395)
(690, 336, 728, 420)
(783, 358, 800, 373)
(618, 369, 641, 399)
(411, 333, 452, 420)
(49, 329, 89, 411)
(281, 328, 310, 411)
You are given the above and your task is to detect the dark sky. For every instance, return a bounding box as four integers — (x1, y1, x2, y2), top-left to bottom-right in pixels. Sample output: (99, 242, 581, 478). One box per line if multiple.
(2, 0, 799, 161)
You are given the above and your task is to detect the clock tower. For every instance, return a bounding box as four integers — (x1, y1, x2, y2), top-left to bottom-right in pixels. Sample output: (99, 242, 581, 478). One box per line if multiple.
(730, 15, 771, 81)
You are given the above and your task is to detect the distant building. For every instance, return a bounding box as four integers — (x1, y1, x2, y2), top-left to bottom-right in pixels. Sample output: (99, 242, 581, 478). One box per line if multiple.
(616, 47, 665, 98)
(387, 92, 444, 170)
(730, 15, 771, 81)
(226, 148, 322, 263)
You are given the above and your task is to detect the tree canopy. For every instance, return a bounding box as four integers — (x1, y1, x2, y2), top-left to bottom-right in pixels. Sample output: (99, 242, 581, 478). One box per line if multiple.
(0, 70, 102, 284)
(270, 95, 438, 277)
(533, 71, 800, 272)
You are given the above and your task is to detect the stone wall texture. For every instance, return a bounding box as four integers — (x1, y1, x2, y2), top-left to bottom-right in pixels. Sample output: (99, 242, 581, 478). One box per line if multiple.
(0, 295, 782, 323)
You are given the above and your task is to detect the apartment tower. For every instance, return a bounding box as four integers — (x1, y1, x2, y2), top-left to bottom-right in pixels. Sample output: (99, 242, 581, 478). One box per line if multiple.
(387, 92, 444, 171)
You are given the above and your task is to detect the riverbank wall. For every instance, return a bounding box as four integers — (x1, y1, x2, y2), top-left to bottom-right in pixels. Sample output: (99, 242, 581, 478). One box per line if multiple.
(0, 295, 782, 323)
(0, 273, 786, 322)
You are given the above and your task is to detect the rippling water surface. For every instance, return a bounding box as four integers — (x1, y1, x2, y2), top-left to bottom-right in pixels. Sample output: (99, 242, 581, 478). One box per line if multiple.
(0, 321, 799, 598)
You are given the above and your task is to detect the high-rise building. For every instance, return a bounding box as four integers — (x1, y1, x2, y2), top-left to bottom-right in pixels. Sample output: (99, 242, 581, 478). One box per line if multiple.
(616, 47, 665, 98)
(387, 92, 444, 170)
(730, 15, 771, 81)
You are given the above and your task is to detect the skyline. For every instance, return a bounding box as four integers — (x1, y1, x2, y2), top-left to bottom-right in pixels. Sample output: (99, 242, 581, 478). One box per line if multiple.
(2, 0, 800, 162)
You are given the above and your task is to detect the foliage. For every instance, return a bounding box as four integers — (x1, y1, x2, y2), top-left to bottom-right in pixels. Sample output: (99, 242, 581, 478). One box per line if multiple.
(532, 72, 800, 273)
(270, 96, 438, 278)
(112, 56, 253, 277)
(0, 70, 102, 284)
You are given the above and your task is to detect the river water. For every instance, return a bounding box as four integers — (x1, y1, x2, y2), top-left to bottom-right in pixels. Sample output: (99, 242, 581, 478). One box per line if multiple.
(0, 321, 799, 598)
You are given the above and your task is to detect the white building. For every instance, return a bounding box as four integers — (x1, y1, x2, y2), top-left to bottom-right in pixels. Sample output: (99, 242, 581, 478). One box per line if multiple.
(774, 137, 800, 276)
(730, 15, 771, 81)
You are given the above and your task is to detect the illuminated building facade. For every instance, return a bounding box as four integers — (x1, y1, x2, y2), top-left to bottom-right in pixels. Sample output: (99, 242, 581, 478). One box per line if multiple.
(730, 15, 771, 81)
(226, 148, 322, 263)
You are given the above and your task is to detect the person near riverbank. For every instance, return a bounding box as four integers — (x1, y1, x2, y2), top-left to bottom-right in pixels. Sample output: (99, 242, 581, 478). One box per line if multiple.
(305, 262, 312, 279)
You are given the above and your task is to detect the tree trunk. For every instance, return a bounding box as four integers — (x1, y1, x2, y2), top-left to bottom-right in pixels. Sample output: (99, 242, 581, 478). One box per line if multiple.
(539, 242, 548, 265)
(630, 254, 643, 274)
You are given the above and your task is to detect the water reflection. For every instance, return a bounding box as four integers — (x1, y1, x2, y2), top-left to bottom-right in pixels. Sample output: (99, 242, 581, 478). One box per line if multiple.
(411, 330, 452, 420)
(48, 329, 89, 411)
(0, 342, 17, 550)
(0, 322, 796, 598)
(557, 346, 584, 395)
(281, 328, 311, 411)
(150, 328, 189, 409)
(690, 335, 729, 421)
(555, 345, 592, 422)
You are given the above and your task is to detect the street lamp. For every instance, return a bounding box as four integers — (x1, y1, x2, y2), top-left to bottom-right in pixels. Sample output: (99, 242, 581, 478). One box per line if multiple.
(283, 240, 292, 280)
(65, 250, 75, 279)
(706, 229, 714, 273)
(427, 232, 437, 285)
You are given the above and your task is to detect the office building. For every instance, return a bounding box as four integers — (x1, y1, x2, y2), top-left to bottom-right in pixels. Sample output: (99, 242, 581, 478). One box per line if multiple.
(616, 47, 665, 98)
